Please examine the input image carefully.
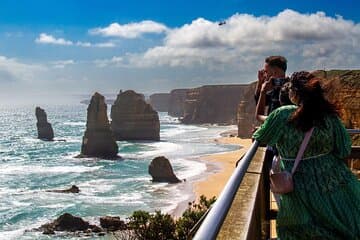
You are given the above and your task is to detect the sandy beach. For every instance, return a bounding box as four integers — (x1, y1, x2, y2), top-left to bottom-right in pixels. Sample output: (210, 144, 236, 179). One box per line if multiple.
(193, 136, 253, 200)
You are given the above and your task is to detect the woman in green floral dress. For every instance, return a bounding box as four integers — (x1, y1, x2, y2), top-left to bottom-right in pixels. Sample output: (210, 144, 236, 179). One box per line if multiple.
(253, 71, 360, 239)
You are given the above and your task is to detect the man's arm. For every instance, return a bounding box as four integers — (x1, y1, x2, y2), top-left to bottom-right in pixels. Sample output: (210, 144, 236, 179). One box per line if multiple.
(255, 69, 266, 104)
(255, 80, 272, 122)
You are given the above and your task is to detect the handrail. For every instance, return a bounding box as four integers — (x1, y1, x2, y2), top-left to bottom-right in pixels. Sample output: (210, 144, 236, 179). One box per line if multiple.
(193, 140, 260, 240)
(347, 129, 360, 135)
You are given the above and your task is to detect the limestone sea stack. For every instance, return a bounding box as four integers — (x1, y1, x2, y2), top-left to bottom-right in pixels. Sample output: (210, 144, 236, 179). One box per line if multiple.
(35, 107, 54, 141)
(80, 92, 119, 159)
(111, 90, 160, 141)
(148, 156, 181, 183)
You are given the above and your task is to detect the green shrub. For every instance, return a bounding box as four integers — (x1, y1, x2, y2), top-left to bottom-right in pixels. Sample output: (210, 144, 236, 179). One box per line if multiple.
(127, 195, 216, 240)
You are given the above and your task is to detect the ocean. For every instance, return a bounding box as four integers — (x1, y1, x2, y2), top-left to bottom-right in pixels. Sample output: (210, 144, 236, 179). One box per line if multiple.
(0, 104, 238, 239)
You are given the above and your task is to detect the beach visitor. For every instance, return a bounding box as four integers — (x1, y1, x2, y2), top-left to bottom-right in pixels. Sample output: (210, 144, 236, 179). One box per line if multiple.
(253, 71, 360, 239)
(254, 56, 289, 218)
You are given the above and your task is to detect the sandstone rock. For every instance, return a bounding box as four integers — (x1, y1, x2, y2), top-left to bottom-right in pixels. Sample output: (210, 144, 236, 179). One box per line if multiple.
(181, 84, 256, 125)
(100, 216, 126, 231)
(149, 93, 170, 112)
(80, 92, 119, 159)
(39, 213, 90, 233)
(237, 82, 257, 138)
(111, 90, 160, 141)
(168, 89, 188, 117)
(313, 70, 360, 145)
(35, 107, 54, 141)
(148, 156, 181, 183)
(46, 185, 80, 193)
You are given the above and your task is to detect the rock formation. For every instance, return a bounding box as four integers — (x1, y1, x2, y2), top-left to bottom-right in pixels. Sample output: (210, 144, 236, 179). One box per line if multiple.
(35, 107, 54, 141)
(149, 93, 170, 112)
(46, 185, 80, 193)
(39, 213, 91, 233)
(237, 82, 257, 138)
(100, 216, 126, 231)
(181, 84, 256, 125)
(80, 92, 119, 159)
(313, 70, 360, 145)
(111, 90, 160, 141)
(148, 156, 181, 183)
(168, 89, 188, 117)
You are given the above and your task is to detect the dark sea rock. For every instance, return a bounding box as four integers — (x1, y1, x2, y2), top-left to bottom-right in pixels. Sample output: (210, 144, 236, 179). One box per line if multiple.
(148, 156, 181, 183)
(100, 216, 126, 231)
(110, 90, 160, 141)
(39, 213, 90, 233)
(46, 185, 80, 193)
(35, 107, 54, 141)
(79, 92, 119, 159)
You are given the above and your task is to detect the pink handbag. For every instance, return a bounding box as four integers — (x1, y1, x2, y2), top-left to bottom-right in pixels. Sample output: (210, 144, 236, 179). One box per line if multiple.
(270, 127, 314, 194)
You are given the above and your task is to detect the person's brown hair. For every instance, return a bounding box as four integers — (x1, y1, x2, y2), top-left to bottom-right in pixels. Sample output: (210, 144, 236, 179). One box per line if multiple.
(265, 56, 287, 72)
(289, 71, 339, 131)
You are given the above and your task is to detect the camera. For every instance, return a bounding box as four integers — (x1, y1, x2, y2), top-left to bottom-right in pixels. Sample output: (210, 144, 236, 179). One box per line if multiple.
(272, 78, 285, 87)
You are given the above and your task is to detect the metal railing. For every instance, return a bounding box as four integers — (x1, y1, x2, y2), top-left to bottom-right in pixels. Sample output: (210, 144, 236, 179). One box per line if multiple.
(193, 140, 260, 240)
(348, 129, 360, 135)
(193, 129, 359, 240)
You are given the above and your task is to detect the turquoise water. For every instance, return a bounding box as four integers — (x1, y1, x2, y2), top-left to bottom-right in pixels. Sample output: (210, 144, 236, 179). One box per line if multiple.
(0, 104, 238, 239)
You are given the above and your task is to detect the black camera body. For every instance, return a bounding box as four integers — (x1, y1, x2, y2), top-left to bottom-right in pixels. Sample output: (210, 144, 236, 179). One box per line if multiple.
(272, 78, 285, 87)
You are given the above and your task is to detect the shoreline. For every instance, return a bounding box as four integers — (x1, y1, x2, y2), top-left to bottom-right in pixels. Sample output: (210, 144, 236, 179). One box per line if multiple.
(193, 136, 252, 200)
(169, 131, 252, 218)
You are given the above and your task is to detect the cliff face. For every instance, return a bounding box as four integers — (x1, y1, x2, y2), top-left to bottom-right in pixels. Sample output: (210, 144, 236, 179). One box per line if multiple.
(80, 92, 118, 159)
(168, 89, 188, 117)
(149, 93, 170, 112)
(181, 84, 256, 125)
(111, 90, 160, 141)
(35, 107, 54, 141)
(313, 70, 360, 144)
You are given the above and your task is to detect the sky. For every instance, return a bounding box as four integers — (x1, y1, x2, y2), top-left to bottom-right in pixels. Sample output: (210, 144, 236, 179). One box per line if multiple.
(0, 0, 359, 104)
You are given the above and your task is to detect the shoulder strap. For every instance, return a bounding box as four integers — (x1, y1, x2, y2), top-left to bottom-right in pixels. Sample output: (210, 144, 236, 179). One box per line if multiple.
(291, 127, 315, 175)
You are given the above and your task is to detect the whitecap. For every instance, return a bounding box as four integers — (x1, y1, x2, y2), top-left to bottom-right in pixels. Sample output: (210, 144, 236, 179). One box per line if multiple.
(0, 165, 102, 175)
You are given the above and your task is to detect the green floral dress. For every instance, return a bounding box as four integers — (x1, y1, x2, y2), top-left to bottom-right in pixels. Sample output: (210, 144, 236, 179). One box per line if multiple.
(253, 105, 360, 239)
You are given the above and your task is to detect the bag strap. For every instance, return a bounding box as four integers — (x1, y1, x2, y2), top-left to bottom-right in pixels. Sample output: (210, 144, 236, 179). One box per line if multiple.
(291, 127, 314, 175)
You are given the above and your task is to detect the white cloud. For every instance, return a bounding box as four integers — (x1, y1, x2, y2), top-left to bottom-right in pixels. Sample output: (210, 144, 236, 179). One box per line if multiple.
(35, 33, 73, 45)
(89, 20, 169, 38)
(103, 9, 360, 73)
(51, 60, 75, 68)
(35, 33, 115, 48)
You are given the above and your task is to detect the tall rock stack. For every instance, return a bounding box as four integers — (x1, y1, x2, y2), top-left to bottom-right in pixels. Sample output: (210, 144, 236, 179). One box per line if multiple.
(35, 107, 54, 141)
(149, 93, 170, 112)
(168, 89, 188, 117)
(237, 101, 253, 138)
(111, 90, 160, 141)
(80, 92, 118, 159)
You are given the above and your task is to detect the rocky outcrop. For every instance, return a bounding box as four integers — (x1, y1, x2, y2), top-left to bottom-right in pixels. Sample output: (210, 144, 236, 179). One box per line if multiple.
(313, 70, 360, 145)
(100, 216, 126, 231)
(111, 90, 160, 141)
(39, 213, 90, 233)
(237, 82, 257, 138)
(80, 92, 119, 159)
(148, 156, 181, 183)
(181, 84, 256, 125)
(149, 93, 170, 112)
(46, 185, 80, 193)
(35, 107, 54, 141)
(168, 89, 188, 117)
